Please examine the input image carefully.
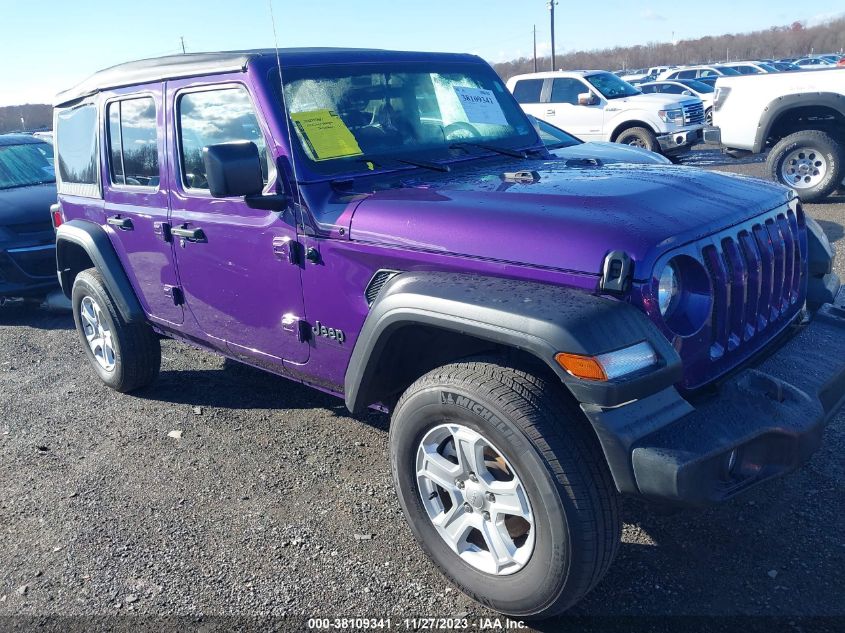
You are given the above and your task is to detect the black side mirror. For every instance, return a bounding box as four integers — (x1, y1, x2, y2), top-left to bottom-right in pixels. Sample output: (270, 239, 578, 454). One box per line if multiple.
(203, 141, 264, 198)
(202, 141, 287, 210)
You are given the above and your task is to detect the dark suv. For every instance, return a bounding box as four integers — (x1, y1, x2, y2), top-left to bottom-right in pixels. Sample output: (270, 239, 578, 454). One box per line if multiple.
(0, 134, 58, 304)
(52, 49, 844, 618)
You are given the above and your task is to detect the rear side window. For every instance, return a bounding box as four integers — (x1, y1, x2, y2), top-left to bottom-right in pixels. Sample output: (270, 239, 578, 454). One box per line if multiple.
(512, 79, 543, 104)
(107, 97, 160, 187)
(177, 86, 269, 191)
(56, 104, 99, 196)
(676, 70, 696, 79)
(550, 78, 585, 105)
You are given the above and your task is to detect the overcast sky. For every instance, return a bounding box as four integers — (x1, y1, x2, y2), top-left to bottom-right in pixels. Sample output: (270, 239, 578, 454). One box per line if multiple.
(0, 0, 842, 106)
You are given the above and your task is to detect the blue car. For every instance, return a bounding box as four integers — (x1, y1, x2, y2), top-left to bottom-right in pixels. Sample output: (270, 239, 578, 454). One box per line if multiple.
(0, 135, 58, 305)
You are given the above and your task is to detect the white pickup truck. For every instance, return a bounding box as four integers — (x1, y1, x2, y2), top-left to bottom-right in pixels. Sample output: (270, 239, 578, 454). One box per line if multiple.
(705, 68, 845, 201)
(506, 70, 705, 157)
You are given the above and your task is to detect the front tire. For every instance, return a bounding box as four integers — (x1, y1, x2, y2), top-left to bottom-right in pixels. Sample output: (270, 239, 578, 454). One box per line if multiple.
(389, 358, 621, 618)
(615, 126, 659, 153)
(766, 130, 845, 202)
(71, 268, 160, 392)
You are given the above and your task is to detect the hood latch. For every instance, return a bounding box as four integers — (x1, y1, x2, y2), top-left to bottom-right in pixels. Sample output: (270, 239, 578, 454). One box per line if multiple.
(600, 250, 633, 294)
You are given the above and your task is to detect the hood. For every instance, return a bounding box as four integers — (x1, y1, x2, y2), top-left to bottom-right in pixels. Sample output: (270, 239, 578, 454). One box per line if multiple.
(0, 182, 57, 228)
(605, 92, 687, 110)
(548, 141, 670, 165)
(348, 159, 790, 279)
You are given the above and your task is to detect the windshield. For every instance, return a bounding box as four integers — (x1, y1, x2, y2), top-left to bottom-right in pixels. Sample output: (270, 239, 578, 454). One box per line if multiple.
(713, 66, 741, 75)
(584, 72, 640, 99)
(677, 79, 714, 93)
(0, 141, 55, 190)
(528, 115, 581, 148)
(278, 61, 537, 177)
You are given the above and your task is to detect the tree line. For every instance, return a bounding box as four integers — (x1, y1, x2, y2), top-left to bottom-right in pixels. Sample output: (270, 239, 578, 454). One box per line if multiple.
(494, 17, 845, 80)
(0, 104, 52, 134)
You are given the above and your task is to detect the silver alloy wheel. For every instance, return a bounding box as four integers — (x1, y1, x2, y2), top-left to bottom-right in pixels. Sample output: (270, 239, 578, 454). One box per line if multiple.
(416, 423, 535, 575)
(623, 136, 646, 148)
(80, 296, 116, 372)
(781, 147, 828, 189)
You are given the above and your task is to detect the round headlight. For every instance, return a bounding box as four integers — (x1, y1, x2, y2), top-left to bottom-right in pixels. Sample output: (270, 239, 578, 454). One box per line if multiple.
(658, 263, 680, 317)
(654, 255, 713, 336)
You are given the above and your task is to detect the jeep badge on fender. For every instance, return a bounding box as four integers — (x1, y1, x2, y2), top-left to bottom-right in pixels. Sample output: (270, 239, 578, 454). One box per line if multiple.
(312, 320, 345, 343)
(52, 48, 844, 619)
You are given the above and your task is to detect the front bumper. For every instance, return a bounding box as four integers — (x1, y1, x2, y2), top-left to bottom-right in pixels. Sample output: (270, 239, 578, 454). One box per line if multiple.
(657, 127, 703, 153)
(584, 288, 845, 505)
(0, 243, 58, 298)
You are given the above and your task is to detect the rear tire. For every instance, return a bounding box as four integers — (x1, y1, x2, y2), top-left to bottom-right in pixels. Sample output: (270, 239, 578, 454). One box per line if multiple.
(71, 268, 160, 392)
(389, 357, 621, 618)
(766, 130, 844, 202)
(615, 126, 659, 153)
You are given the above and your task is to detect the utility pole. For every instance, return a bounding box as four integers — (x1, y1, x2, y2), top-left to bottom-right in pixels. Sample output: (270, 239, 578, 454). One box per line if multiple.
(180, 36, 186, 54)
(533, 25, 538, 72)
(547, 1, 558, 71)
(20, 116, 25, 132)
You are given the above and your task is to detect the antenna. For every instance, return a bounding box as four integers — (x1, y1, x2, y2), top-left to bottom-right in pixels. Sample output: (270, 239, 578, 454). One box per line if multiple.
(267, 0, 303, 210)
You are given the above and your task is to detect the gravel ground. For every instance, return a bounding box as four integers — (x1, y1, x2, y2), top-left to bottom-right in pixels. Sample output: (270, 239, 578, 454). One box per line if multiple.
(1, 148, 843, 632)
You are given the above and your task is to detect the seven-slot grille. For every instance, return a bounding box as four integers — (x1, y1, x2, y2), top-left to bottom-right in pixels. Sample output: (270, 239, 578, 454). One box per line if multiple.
(682, 101, 705, 126)
(701, 206, 806, 360)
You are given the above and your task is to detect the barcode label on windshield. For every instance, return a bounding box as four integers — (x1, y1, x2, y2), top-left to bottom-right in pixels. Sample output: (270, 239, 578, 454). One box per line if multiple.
(453, 86, 508, 126)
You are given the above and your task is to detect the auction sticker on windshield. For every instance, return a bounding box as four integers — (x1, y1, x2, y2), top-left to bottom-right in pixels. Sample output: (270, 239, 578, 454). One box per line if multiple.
(291, 109, 364, 161)
(453, 86, 508, 126)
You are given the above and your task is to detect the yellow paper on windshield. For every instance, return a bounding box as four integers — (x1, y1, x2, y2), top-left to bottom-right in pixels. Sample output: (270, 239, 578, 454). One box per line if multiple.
(291, 109, 363, 161)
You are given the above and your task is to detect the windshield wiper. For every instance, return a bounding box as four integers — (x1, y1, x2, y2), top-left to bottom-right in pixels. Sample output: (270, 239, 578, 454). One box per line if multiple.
(395, 157, 450, 173)
(356, 155, 450, 173)
(449, 142, 528, 159)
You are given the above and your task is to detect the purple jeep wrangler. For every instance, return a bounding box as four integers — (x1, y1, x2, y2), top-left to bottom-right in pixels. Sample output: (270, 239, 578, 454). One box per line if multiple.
(52, 49, 845, 617)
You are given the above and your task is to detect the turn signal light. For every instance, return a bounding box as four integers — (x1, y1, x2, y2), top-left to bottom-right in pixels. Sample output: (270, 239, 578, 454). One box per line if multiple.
(555, 353, 608, 381)
(555, 342, 658, 382)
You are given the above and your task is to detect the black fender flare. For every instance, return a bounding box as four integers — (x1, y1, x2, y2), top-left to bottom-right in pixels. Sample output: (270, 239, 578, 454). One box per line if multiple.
(753, 92, 845, 153)
(343, 272, 682, 413)
(55, 219, 145, 323)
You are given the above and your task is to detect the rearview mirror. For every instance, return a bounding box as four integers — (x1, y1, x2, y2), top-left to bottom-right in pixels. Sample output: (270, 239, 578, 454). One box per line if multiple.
(578, 92, 599, 106)
(202, 142, 265, 198)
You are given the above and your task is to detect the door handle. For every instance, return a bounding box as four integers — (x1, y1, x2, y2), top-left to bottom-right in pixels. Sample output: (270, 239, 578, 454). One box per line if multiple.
(546, 109, 556, 116)
(107, 216, 133, 231)
(171, 226, 206, 242)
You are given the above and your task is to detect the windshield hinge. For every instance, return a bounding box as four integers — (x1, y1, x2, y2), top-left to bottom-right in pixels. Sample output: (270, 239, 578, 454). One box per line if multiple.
(501, 170, 540, 184)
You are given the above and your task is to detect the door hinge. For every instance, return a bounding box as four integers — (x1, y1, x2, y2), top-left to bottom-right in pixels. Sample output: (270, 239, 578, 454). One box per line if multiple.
(154, 222, 172, 242)
(273, 236, 303, 265)
(281, 314, 310, 341)
(164, 285, 184, 306)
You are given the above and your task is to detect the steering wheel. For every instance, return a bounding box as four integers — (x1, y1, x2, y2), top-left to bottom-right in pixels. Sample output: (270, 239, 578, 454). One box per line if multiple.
(443, 122, 481, 141)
